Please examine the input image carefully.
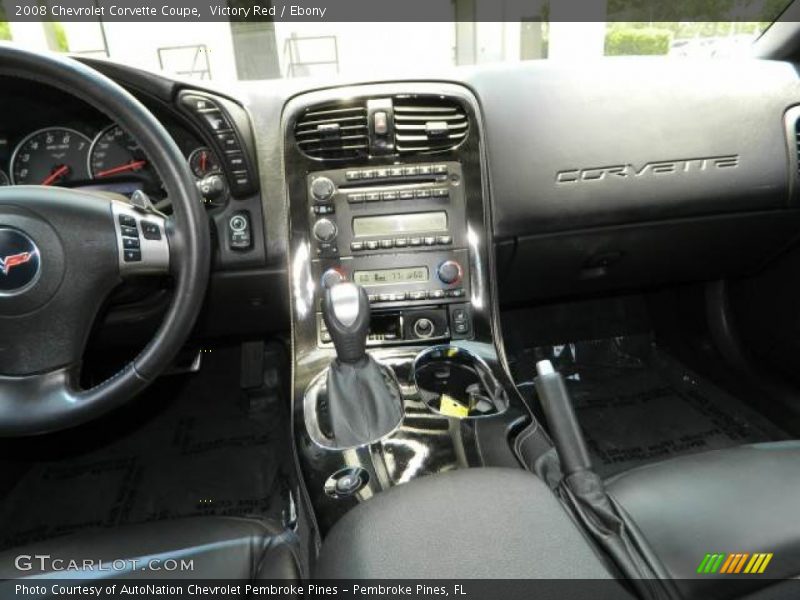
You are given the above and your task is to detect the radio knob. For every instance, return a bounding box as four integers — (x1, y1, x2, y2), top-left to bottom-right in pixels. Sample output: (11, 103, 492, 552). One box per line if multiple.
(313, 218, 338, 243)
(437, 260, 462, 285)
(321, 268, 346, 289)
(311, 177, 335, 202)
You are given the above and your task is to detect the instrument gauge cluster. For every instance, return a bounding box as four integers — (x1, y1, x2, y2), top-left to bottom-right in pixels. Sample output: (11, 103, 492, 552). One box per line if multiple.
(2, 122, 228, 208)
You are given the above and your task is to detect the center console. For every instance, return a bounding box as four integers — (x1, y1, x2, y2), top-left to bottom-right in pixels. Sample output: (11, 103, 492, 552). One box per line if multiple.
(283, 83, 535, 532)
(307, 160, 473, 347)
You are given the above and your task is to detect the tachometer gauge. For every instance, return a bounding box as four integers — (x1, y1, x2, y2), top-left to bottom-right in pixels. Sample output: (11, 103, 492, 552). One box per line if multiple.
(11, 127, 91, 186)
(89, 124, 156, 184)
(188, 147, 221, 178)
(0, 170, 9, 186)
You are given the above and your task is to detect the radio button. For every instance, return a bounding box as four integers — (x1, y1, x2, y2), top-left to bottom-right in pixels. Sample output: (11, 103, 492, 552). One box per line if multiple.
(403, 166, 418, 176)
(392, 292, 408, 301)
(410, 291, 428, 300)
(368, 294, 378, 303)
(311, 177, 335, 202)
(433, 164, 448, 175)
(348, 193, 365, 203)
(436, 235, 452, 245)
(419, 165, 432, 175)
(346, 170, 361, 181)
(378, 293, 393, 302)
(362, 170, 376, 179)
(446, 288, 465, 298)
(365, 192, 381, 202)
(437, 260, 463, 285)
(379, 239, 394, 249)
(423, 236, 437, 246)
(394, 238, 408, 247)
(376, 168, 390, 178)
(415, 189, 431, 198)
(430, 290, 446, 299)
(350, 242, 364, 251)
(409, 237, 422, 246)
(366, 240, 379, 250)
(381, 191, 398, 201)
(432, 188, 449, 197)
(390, 167, 403, 177)
(399, 190, 414, 200)
(313, 218, 337, 243)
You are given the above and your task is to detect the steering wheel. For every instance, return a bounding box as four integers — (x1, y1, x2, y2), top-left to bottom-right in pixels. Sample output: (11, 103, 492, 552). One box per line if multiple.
(0, 45, 210, 436)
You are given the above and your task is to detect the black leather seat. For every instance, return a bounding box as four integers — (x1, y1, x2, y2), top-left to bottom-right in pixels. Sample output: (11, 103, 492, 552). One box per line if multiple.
(607, 442, 800, 600)
(316, 467, 630, 594)
(0, 516, 301, 581)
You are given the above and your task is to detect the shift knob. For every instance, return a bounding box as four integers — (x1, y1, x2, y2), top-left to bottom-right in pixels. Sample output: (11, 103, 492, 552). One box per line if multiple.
(323, 282, 370, 363)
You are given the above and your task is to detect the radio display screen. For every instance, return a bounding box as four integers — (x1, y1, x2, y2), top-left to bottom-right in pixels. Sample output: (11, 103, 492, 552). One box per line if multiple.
(352, 211, 447, 237)
(354, 267, 429, 287)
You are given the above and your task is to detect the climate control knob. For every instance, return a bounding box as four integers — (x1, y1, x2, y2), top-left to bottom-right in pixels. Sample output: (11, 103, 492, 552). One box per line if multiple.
(310, 177, 335, 202)
(321, 268, 346, 289)
(437, 260, 462, 285)
(313, 218, 338, 243)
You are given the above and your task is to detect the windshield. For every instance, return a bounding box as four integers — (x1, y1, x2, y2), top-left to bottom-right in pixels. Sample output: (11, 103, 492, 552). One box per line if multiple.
(0, 2, 793, 82)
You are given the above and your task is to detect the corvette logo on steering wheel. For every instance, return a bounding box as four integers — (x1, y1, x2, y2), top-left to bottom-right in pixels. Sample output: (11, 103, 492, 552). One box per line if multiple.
(0, 252, 34, 276)
(0, 228, 41, 294)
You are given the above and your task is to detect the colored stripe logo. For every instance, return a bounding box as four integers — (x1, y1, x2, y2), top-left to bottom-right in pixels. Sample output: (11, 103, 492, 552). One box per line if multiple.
(697, 553, 773, 574)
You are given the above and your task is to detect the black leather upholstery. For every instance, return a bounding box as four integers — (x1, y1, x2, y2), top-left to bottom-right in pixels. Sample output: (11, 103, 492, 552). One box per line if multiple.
(316, 467, 628, 588)
(607, 442, 800, 599)
(0, 517, 301, 581)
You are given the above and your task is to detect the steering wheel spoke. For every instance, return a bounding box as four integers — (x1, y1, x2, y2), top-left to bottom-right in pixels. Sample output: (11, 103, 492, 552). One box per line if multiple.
(0, 45, 210, 436)
(111, 201, 170, 277)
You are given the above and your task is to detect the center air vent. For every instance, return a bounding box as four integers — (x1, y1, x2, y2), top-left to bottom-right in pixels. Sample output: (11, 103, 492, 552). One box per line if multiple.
(294, 101, 368, 160)
(393, 97, 469, 155)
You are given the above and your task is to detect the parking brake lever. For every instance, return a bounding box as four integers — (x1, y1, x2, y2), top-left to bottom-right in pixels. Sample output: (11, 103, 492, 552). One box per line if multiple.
(534, 360, 592, 476)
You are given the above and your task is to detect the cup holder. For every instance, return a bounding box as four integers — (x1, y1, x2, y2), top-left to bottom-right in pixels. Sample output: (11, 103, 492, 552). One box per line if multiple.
(412, 345, 509, 419)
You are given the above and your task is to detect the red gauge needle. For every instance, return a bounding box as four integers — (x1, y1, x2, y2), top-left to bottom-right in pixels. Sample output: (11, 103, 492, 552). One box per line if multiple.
(200, 152, 208, 173)
(95, 160, 147, 178)
(41, 165, 69, 186)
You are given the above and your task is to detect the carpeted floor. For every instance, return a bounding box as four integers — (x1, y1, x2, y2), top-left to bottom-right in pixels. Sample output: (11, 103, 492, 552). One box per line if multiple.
(508, 335, 789, 477)
(0, 345, 292, 551)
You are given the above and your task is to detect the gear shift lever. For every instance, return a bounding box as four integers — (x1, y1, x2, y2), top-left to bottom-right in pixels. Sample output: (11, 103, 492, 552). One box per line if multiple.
(318, 281, 403, 447)
(323, 282, 370, 364)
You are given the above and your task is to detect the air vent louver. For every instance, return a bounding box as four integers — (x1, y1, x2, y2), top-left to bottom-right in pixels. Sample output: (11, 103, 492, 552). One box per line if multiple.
(295, 101, 368, 160)
(393, 97, 469, 154)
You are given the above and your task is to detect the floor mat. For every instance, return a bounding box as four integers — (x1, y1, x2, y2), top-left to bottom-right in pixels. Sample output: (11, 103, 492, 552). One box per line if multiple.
(509, 335, 789, 478)
(0, 345, 292, 551)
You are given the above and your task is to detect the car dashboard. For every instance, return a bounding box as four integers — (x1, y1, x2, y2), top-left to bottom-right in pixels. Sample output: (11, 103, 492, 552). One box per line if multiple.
(3, 56, 800, 345)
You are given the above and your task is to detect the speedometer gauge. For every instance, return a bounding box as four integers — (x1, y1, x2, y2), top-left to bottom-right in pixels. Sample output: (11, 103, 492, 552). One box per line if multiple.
(88, 124, 156, 185)
(10, 127, 91, 186)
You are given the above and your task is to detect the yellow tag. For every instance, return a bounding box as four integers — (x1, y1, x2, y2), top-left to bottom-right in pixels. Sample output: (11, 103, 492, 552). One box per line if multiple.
(439, 394, 469, 418)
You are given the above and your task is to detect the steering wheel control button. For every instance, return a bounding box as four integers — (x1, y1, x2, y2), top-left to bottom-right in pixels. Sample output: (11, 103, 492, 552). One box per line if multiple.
(118, 214, 136, 228)
(122, 237, 140, 249)
(324, 467, 369, 498)
(120, 225, 138, 238)
(141, 221, 161, 240)
(0, 228, 41, 295)
(123, 249, 142, 262)
(437, 260, 463, 285)
(228, 212, 252, 251)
